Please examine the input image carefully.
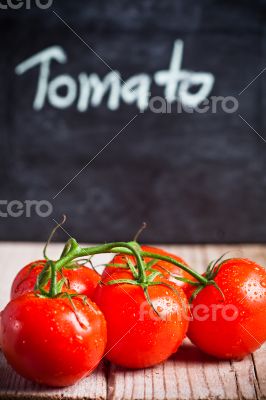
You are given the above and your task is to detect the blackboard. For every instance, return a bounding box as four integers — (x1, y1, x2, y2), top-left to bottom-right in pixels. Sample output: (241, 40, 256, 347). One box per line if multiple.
(0, 0, 265, 243)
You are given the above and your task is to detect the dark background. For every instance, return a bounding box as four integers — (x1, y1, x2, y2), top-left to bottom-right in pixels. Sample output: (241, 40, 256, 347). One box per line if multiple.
(0, 0, 265, 243)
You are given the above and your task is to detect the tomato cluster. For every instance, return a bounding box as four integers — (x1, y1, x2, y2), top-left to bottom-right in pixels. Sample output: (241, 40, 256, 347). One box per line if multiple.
(0, 239, 265, 388)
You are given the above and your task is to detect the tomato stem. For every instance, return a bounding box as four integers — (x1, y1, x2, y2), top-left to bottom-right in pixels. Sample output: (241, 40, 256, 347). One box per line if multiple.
(139, 251, 208, 285)
(52, 241, 208, 286)
(48, 261, 57, 297)
(40, 219, 209, 303)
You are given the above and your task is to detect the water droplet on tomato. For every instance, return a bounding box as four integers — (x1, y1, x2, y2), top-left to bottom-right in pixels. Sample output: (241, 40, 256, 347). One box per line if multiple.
(13, 321, 20, 330)
(260, 278, 266, 288)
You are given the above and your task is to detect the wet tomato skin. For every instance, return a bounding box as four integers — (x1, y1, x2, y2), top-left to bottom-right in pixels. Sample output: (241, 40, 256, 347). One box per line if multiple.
(93, 271, 189, 368)
(187, 258, 266, 359)
(102, 245, 194, 289)
(11, 260, 100, 300)
(1, 293, 107, 387)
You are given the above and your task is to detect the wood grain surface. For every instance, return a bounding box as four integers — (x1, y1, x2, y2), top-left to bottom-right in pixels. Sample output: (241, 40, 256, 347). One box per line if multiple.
(0, 243, 265, 400)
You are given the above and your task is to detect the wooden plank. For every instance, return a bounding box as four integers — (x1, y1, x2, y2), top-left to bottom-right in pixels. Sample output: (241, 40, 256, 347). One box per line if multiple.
(183, 343, 238, 400)
(0, 243, 265, 400)
(252, 343, 266, 400)
(0, 352, 107, 400)
(231, 356, 259, 400)
(108, 339, 240, 400)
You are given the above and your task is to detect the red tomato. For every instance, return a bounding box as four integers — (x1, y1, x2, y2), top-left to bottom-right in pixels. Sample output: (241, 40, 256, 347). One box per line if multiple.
(0, 292, 107, 387)
(93, 271, 189, 368)
(102, 245, 194, 289)
(11, 260, 100, 300)
(187, 258, 266, 359)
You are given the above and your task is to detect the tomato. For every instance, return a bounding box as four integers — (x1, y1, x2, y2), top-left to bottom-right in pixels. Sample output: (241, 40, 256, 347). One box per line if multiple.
(187, 258, 266, 359)
(10, 260, 46, 299)
(0, 292, 107, 387)
(93, 271, 189, 368)
(103, 245, 194, 289)
(11, 260, 100, 300)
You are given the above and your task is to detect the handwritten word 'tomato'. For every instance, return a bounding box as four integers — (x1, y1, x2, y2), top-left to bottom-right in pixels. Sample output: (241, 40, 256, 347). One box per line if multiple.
(15, 40, 215, 112)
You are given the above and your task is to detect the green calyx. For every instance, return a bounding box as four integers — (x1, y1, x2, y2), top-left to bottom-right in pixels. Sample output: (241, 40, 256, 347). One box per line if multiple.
(101, 244, 168, 317)
(188, 254, 229, 303)
(103, 258, 174, 317)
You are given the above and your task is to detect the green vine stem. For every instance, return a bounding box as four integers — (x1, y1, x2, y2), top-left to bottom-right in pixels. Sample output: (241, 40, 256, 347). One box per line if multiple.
(49, 261, 57, 297)
(53, 240, 208, 286)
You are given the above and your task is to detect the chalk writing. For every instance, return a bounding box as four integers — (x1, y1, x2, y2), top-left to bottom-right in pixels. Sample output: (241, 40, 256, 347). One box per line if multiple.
(15, 40, 215, 112)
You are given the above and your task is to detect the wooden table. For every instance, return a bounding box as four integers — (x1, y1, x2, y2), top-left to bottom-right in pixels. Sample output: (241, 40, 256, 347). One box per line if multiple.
(0, 243, 265, 400)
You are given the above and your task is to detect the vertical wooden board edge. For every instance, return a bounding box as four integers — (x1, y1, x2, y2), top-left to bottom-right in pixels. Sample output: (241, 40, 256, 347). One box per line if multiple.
(230, 356, 261, 400)
(107, 363, 119, 400)
(252, 344, 266, 400)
